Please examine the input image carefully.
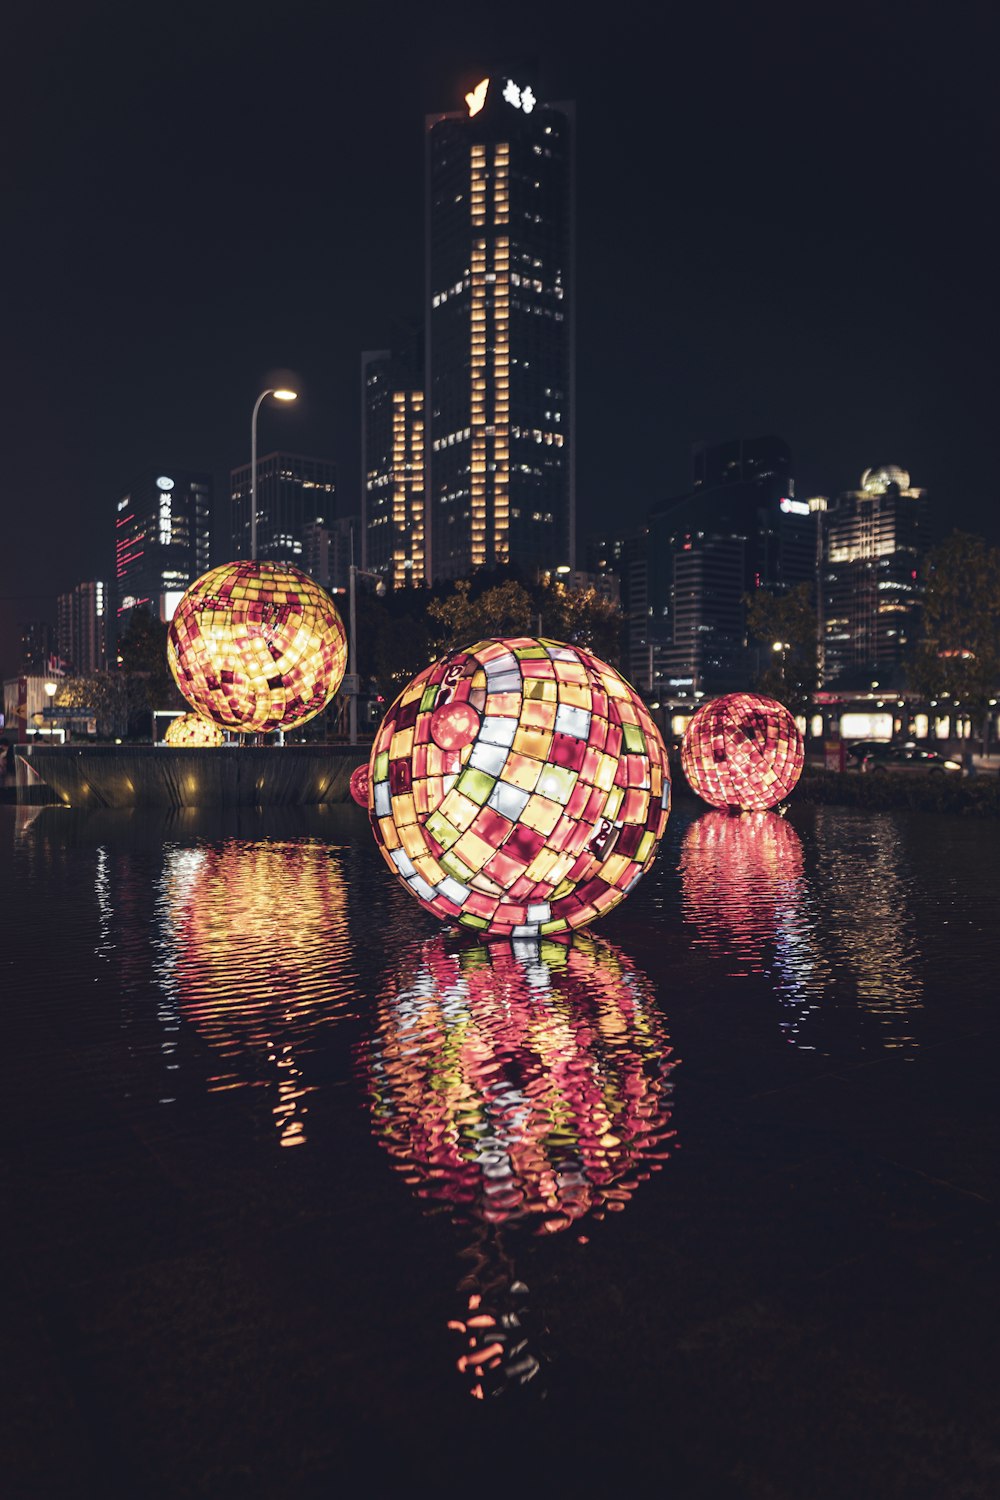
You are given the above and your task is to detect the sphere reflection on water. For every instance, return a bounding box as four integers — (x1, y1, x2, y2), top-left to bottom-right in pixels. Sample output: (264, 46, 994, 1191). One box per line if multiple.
(156, 839, 353, 1146)
(680, 810, 807, 976)
(362, 932, 678, 1397)
(364, 933, 678, 1233)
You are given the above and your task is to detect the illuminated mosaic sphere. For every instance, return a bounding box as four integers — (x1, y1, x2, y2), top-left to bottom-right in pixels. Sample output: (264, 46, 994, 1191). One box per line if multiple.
(681, 692, 804, 810)
(368, 637, 671, 937)
(167, 561, 347, 733)
(349, 764, 370, 807)
(163, 713, 225, 747)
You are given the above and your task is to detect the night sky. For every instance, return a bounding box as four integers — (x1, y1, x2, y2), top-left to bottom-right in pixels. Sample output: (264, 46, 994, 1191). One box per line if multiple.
(3, 0, 996, 677)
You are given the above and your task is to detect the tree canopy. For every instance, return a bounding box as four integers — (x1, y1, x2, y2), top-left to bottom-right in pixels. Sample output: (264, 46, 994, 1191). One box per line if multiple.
(427, 574, 621, 663)
(744, 582, 820, 713)
(910, 531, 1000, 722)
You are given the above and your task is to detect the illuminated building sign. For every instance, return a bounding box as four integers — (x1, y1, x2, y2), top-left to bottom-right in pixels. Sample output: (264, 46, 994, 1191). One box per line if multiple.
(156, 475, 175, 491)
(502, 78, 536, 113)
(779, 497, 811, 516)
(465, 78, 489, 115)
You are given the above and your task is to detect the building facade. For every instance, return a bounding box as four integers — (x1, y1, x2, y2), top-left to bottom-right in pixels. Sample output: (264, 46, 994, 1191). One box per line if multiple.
(230, 453, 336, 567)
(647, 437, 817, 697)
(57, 580, 108, 676)
(822, 465, 930, 687)
(361, 348, 426, 587)
(425, 75, 575, 581)
(115, 470, 212, 635)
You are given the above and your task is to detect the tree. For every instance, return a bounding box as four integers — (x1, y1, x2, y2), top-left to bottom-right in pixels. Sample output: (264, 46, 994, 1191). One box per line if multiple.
(427, 574, 622, 664)
(534, 579, 621, 664)
(117, 606, 182, 708)
(910, 530, 1000, 752)
(54, 673, 153, 740)
(744, 582, 820, 714)
(427, 579, 533, 653)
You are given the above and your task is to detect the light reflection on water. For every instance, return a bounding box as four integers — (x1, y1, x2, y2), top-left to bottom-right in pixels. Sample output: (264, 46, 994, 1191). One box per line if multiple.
(4, 799, 998, 1415)
(154, 839, 357, 1145)
(679, 809, 923, 1054)
(362, 933, 678, 1397)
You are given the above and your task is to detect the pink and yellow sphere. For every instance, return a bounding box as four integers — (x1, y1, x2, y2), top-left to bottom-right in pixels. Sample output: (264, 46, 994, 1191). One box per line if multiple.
(167, 561, 347, 734)
(163, 713, 225, 747)
(368, 637, 671, 938)
(681, 692, 804, 810)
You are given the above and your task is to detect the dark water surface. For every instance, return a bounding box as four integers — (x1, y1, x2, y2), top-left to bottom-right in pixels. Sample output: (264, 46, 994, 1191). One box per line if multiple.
(2, 799, 998, 1496)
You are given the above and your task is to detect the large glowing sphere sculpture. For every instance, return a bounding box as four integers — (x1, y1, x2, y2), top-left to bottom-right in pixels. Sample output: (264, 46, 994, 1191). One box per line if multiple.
(681, 692, 804, 810)
(368, 637, 670, 937)
(163, 713, 225, 747)
(167, 562, 347, 733)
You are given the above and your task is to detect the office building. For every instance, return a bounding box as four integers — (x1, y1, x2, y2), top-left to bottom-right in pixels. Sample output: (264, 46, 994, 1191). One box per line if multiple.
(822, 465, 930, 687)
(230, 453, 336, 566)
(115, 469, 212, 634)
(302, 516, 354, 595)
(57, 581, 108, 676)
(17, 620, 56, 675)
(361, 346, 426, 587)
(648, 436, 817, 697)
(425, 73, 575, 581)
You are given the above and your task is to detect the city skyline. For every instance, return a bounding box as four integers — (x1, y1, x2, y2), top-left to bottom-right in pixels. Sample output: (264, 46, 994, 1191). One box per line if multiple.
(3, 0, 997, 677)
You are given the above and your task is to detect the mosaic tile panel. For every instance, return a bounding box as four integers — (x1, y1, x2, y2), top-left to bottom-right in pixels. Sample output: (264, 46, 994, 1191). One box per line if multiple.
(680, 692, 804, 810)
(167, 561, 347, 733)
(368, 638, 671, 937)
(163, 713, 225, 747)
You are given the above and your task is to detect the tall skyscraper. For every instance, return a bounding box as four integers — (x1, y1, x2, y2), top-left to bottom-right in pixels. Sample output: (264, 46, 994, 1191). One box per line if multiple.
(822, 465, 930, 687)
(361, 345, 426, 586)
(425, 74, 575, 581)
(230, 453, 337, 566)
(115, 470, 211, 633)
(57, 581, 108, 675)
(647, 437, 817, 697)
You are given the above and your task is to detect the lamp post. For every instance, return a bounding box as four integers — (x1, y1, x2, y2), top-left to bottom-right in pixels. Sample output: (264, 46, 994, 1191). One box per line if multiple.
(43, 680, 61, 744)
(250, 387, 297, 561)
(772, 640, 790, 687)
(347, 560, 385, 746)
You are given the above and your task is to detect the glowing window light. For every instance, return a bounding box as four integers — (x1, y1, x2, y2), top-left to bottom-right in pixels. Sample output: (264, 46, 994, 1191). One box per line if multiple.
(167, 561, 347, 734)
(367, 637, 671, 937)
(681, 692, 804, 811)
(163, 713, 225, 747)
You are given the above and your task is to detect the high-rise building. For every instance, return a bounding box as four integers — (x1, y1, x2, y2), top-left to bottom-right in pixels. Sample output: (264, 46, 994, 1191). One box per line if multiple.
(822, 465, 930, 687)
(647, 437, 817, 697)
(115, 469, 212, 634)
(57, 581, 108, 676)
(361, 346, 426, 587)
(425, 74, 575, 581)
(230, 453, 336, 566)
(302, 516, 354, 595)
(17, 620, 56, 674)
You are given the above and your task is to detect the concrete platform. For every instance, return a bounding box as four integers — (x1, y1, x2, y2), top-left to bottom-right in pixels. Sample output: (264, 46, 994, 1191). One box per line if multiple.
(26, 743, 369, 807)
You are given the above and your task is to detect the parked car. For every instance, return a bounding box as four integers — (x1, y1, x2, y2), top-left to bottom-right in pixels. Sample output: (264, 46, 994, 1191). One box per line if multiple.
(853, 741, 962, 775)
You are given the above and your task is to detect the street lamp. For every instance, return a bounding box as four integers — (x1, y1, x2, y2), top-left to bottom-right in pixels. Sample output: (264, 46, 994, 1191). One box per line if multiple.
(250, 387, 297, 560)
(347, 560, 385, 746)
(772, 640, 790, 685)
(42, 681, 61, 744)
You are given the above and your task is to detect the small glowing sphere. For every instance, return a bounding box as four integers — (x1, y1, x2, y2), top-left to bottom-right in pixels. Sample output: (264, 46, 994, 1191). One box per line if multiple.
(167, 561, 347, 733)
(369, 637, 671, 937)
(163, 713, 225, 747)
(349, 764, 370, 806)
(681, 692, 804, 810)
